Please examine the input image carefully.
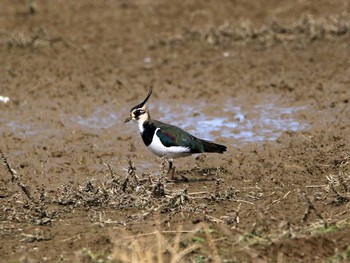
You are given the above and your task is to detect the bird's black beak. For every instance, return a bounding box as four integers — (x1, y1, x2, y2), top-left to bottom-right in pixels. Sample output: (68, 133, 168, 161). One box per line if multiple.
(124, 116, 132, 123)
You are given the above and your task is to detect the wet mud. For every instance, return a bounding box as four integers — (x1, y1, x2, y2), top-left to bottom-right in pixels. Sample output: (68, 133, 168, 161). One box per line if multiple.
(1, 0, 350, 262)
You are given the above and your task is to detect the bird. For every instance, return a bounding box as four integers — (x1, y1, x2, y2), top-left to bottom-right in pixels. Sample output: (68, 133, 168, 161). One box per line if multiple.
(124, 86, 227, 178)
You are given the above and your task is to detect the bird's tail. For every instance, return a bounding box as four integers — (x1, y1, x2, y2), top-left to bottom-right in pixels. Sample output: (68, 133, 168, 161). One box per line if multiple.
(201, 139, 227, 153)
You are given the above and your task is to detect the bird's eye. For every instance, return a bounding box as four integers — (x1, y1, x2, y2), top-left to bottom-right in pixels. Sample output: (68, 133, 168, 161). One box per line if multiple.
(134, 109, 144, 116)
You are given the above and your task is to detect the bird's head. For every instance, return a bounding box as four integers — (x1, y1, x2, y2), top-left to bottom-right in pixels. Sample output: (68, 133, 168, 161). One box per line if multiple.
(124, 86, 152, 124)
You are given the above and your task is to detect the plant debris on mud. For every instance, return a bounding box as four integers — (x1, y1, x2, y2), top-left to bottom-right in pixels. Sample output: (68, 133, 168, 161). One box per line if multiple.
(1, 154, 237, 225)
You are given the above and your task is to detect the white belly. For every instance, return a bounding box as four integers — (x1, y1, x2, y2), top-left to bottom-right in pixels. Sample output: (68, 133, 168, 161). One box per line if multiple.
(148, 128, 191, 159)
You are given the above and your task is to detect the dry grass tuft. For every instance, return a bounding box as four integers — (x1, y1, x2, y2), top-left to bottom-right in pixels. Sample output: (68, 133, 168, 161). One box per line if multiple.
(73, 223, 222, 263)
(109, 223, 221, 263)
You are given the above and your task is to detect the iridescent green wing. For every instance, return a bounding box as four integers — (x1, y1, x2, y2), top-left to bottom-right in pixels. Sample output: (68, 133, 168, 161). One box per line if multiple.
(154, 121, 205, 153)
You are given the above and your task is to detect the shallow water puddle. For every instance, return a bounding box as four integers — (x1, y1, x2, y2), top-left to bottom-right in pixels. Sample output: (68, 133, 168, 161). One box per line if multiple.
(63, 105, 119, 129)
(150, 99, 308, 144)
(1, 98, 308, 146)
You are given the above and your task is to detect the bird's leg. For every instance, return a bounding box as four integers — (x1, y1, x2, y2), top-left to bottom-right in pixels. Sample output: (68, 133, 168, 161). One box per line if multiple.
(167, 158, 176, 179)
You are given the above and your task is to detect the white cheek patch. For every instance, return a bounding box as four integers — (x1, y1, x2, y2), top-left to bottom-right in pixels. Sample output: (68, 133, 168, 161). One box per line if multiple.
(138, 121, 144, 133)
(134, 111, 149, 133)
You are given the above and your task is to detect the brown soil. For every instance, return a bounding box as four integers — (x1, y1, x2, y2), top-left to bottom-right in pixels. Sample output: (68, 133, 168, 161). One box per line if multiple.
(1, 1, 350, 262)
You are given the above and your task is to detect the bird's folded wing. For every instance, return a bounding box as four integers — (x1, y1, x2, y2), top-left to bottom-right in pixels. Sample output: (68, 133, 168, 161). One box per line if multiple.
(156, 126, 204, 153)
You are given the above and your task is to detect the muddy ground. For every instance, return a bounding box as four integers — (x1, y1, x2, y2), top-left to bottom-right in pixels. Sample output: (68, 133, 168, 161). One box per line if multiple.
(1, 0, 350, 262)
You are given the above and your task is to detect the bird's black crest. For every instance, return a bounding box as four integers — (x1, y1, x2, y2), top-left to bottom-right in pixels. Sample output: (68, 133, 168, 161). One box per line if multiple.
(130, 85, 153, 112)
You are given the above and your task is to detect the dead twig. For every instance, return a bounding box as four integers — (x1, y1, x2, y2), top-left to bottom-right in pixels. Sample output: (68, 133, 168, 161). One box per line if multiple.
(326, 173, 349, 206)
(1, 151, 34, 201)
(121, 159, 138, 192)
(20, 228, 52, 243)
(301, 192, 327, 228)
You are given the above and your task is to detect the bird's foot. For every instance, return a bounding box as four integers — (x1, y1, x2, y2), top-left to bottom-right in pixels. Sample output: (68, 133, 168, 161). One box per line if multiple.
(178, 174, 189, 182)
(167, 165, 176, 180)
(165, 159, 189, 182)
(167, 167, 189, 182)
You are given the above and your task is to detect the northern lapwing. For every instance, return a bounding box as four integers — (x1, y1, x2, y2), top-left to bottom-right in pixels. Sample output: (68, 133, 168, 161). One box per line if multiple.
(124, 86, 227, 177)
